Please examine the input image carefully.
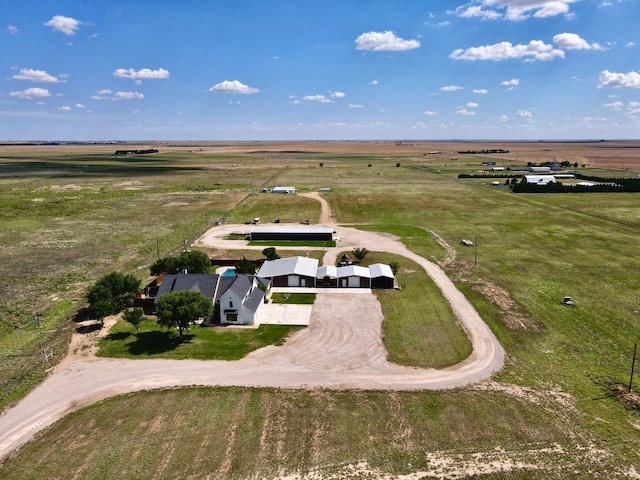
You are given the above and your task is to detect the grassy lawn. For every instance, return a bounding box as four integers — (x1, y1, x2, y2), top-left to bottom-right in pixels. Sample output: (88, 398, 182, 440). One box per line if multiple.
(270, 292, 317, 304)
(96, 319, 302, 360)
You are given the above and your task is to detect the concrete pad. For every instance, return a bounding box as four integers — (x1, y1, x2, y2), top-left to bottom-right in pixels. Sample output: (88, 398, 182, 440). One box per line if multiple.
(270, 287, 372, 295)
(259, 303, 313, 326)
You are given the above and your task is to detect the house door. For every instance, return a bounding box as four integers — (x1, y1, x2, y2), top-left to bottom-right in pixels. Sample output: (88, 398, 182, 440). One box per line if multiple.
(288, 275, 300, 287)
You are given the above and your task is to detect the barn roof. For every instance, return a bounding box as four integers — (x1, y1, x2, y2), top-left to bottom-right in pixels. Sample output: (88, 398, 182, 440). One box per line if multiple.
(337, 265, 371, 278)
(250, 226, 333, 235)
(256, 256, 319, 278)
(369, 263, 394, 279)
(317, 265, 338, 278)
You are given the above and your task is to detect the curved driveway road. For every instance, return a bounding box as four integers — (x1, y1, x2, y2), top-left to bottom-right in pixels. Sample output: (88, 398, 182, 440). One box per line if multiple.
(0, 193, 504, 461)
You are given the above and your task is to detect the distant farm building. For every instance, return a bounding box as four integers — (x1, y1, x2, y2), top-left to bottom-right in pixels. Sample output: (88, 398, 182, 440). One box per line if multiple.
(529, 166, 551, 173)
(250, 226, 333, 242)
(319, 187, 331, 193)
(491, 166, 505, 171)
(523, 175, 557, 185)
(272, 186, 296, 194)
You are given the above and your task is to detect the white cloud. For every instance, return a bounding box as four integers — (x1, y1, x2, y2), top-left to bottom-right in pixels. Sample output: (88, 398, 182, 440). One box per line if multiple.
(355, 31, 420, 51)
(303, 95, 333, 103)
(7, 25, 18, 35)
(466, 102, 479, 108)
(208, 80, 260, 94)
(440, 85, 464, 92)
(627, 42, 636, 48)
(112, 91, 144, 101)
(629, 102, 640, 108)
(331, 91, 346, 98)
(424, 110, 437, 115)
(499, 114, 509, 121)
(473, 88, 488, 94)
(456, 108, 476, 116)
(58, 106, 72, 111)
(370, 80, 379, 85)
(602, 101, 623, 111)
(501, 78, 520, 87)
(348, 104, 364, 108)
(414, 121, 426, 128)
(113, 68, 170, 81)
(75, 103, 85, 108)
(454, 1, 578, 21)
(517, 109, 533, 118)
(9, 87, 51, 99)
(44, 15, 80, 35)
(553, 32, 604, 51)
(451, 40, 564, 61)
(13, 68, 63, 83)
(598, 70, 640, 88)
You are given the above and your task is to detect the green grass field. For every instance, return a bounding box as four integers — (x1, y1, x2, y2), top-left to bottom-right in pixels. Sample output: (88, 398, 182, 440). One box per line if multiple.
(1, 145, 639, 478)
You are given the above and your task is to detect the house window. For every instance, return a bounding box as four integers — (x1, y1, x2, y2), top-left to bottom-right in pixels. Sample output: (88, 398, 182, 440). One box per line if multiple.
(226, 313, 238, 322)
(229, 300, 233, 308)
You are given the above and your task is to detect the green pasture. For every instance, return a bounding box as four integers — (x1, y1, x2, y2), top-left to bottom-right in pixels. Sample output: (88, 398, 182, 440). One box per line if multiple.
(270, 292, 317, 304)
(1, 147, 639, 475)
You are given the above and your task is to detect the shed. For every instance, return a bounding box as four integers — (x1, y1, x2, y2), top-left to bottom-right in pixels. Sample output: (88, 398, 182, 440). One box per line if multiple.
(272, 186, 296, 194)
(316, 265, 338, 287)
(250, 226, 333, 242)
(529, 166, 551, 173)
(369, 263, 395, 289)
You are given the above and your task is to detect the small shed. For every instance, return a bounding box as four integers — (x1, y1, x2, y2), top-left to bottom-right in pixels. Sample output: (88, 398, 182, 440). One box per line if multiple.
(369, 263, 395, 289)
(316, 265, 338, 287)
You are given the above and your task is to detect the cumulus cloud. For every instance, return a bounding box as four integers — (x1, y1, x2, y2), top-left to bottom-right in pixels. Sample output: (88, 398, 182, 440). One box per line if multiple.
(44, 15, 80, 35)
(208, 80, 260, 94)
(58, 106, 72, 111)
(113, 68, 170, 83)
(450, 40, 564, 61)
(303, 95, 333, 103)
(75, 103, 85, 108)
(13, 68, 63, 83)
(598, 70, 640, 88)
(440, 85, 464, 92)
(355, 31, 420, 51)
(456, 108, 476, 116)
(602, 101, 624, 111)
(9, 87, 51, 99)
(553, 32, 604, 50)
(331, 91, 346, 98)
(370, 80, 379, 85)
(348, 104, 364, 108)
(453, 1, 578, 21)
(501, 78, 520, 87)
(466, 102, 479, 107)
(500, 114, 509, 121)
(424, 110, 437, 115)
(473, 88, 488, 94)
(7, 25, 18, 35)
(112, 91, 144, 101)
(517, 109, 533, 118)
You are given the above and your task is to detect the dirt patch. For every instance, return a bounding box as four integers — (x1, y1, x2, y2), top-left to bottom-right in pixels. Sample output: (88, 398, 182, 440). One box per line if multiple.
(472, 279, 542, 332)
(610, 383, 640, 410)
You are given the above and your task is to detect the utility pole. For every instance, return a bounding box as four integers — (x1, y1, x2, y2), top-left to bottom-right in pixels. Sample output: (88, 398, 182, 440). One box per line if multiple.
(629, 343, 637, 393)
(34, 313, 44, 354)
(156, 236, 160, 260)
(474, 236, 478, 267)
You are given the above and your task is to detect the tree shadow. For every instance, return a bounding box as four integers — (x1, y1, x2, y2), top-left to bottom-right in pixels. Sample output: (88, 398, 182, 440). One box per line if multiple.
(126, 331, 194, 355)
(76, 323, 102, 334)
(103, 332, 132, 341)
(72, 307, 92, 323)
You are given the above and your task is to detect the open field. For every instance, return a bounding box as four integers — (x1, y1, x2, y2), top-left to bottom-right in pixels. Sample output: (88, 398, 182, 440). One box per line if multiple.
(1, 141, 639, 478)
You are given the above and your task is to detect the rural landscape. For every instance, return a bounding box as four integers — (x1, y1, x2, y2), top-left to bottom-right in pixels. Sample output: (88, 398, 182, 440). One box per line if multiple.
(0, 140, 639, 479)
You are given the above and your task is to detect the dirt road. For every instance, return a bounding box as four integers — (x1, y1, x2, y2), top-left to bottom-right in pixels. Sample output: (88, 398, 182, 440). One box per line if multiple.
(0, 194, 504, 461)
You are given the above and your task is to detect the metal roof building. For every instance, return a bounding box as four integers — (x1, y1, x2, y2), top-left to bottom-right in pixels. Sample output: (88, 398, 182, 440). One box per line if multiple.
(250, 226, 333, 241)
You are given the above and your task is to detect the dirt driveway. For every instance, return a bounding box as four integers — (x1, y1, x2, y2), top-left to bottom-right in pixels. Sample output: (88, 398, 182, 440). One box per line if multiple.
(0, 194, 504, 461)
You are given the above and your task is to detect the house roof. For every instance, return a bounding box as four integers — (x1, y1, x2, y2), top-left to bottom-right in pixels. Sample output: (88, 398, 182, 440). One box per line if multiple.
(337, 265, 371, 278)
(369, 263, 394, 279)
(244, 288, 265, 313)
(155, 274, 219, 303)
(257, 256, 319, 278)
(317, 265, 338, 278)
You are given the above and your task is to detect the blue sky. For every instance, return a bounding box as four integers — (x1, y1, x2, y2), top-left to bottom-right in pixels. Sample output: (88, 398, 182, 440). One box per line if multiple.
(2, 0, 639, 140)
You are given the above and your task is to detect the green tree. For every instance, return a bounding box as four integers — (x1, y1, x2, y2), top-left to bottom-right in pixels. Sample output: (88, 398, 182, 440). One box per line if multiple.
(235, 257, 257, 275)
(123, 308, 145, 334)
(352, 247, 369, 262)
(262, 247, 280, 261)
(156, 290, 212, 337)
(150, 250, 211, 276)
(86, 272, 141, 324)
(389, 260, 400, 275)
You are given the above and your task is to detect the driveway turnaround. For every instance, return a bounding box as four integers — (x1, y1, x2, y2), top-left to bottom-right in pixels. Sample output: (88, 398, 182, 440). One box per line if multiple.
(0, 195, 504, 460)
